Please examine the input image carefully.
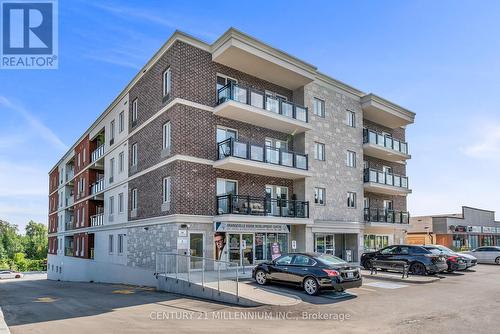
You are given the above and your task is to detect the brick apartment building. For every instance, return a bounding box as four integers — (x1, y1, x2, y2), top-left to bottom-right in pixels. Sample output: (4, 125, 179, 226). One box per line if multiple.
(47, 28, 415, 283)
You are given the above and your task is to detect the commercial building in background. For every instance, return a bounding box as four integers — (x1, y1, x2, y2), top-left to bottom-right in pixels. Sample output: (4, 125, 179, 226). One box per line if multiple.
(408, 206, 500, 250)
(47, 28, 415, 284)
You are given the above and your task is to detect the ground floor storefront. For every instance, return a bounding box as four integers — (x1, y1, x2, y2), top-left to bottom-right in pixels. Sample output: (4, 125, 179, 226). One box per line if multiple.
(362, 225, 406, 252)
(449, 233, 500, 250)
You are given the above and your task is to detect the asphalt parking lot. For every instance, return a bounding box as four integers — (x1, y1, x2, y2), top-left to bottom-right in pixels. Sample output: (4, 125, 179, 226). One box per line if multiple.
(1, 265, 499, 334)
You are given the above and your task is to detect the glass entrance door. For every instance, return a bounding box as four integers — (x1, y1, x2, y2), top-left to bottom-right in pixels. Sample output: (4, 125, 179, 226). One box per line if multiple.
(228, 233, 254, 266)
(189, 233, 204, 270)
(228, 234, 241, 265)
(265, 185, 288, 216)
(242, 234, 254, 266)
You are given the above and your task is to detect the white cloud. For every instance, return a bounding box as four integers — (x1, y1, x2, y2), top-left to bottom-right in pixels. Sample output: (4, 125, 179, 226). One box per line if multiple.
(462, 122, 500, 160)
(0, 96, 68, 151)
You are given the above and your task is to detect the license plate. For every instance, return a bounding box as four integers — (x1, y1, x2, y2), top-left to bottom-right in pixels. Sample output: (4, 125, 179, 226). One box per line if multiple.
(347, 272, 354, 279)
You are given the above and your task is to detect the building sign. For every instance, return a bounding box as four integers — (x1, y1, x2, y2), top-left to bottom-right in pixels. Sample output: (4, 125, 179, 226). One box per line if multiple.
(467, 226, 482, 233)
(482, 227, 495, 233)
(214, 222, 290, 233)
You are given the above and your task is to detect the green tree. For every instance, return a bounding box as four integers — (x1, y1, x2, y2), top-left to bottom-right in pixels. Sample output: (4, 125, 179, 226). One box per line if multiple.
(24, 221, 48, 260)
(0, 220, 25, 259)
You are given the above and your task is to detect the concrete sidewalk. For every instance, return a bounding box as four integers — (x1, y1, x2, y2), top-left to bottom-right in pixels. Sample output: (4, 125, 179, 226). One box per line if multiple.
(0, 307, 10, 334)
(361, 269, 440, 284)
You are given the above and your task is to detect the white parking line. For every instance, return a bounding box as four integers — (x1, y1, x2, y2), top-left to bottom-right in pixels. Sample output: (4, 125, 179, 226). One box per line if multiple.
(0, 307, 11, 334)
(364, 282, 408, 289)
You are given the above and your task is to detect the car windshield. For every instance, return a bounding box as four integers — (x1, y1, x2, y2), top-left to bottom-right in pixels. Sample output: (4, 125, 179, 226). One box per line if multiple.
(426, 247, 452, 255)
(435, 245, 455, 253)
(316, 254, 346, 266)
(427, 249, 444, 255)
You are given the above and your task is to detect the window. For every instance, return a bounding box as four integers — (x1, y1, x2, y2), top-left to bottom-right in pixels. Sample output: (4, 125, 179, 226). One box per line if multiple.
(314, 142, 325, 161)
(110, 120, 115, 144)
(118, 193, 124, 213)
(118, 234, 124, 254)
(131, 189, 137, 210)
(314, 187, 325, 205)
(132, 99, 138, 124)
(216, 74, 237, 91)
(83, 148, 86, 163)
(346, 150, 356, 167)
(364, 197, 370, 209)
(109, 196, 114, 215)
(346, 110, 356, 127)
(313, 98, 325, 117)
(119, 111, 124, 133)
(131, 143, 138, 166)
(275, 255, 293, 265)
(347, 192, 356, 208)
(163, 177, 171, 203)
(109, 158, 115, 182)
(163, 121, 171, 150)
(163, 68, 171, 96)
(108, 235, 114, 253)
(77, 153, 81, 168)
(292, 255, 315, 266)
(118, 151, 124, 173)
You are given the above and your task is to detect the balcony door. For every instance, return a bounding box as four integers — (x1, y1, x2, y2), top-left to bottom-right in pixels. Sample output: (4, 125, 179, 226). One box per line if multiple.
(217, 127, 237, 158)
(265, 185, 288, 216)
(265, 138, 287, 164)
(217, 179, 238, 214)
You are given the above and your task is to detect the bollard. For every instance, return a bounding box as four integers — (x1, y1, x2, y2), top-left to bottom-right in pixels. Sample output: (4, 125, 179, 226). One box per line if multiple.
(202, 258, 205, 290)
(217, 262, 221, 295)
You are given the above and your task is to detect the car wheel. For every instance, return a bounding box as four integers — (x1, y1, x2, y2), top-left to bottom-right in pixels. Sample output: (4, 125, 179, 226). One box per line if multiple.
(255, 270, 267, 285)
(362, 260, 372, 270)
(410, 262, 427, 275)
(303, 277, 319, 296)
(495, 257, 500, 265)
(15, 275, 21, 279)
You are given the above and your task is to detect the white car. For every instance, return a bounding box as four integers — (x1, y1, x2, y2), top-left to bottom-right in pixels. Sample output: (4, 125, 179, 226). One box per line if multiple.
(461, 246, 500, 264)
(0, 270, 24, 279)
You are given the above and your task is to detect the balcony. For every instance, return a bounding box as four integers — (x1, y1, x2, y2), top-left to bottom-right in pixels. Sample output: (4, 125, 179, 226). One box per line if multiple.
(216, 194, 309, 218)
(214, 83, 312, 134)
(363, 129, 411, 162)
(91, 178, 104, 195)
(214, 138, 311, 179)
(364, 208, 410, 224)
(65, 247, 74, 257)
(65, 220, 75, 231)
(363, 168, 411, 195)
(361, 94, 415, 129)
(90, 213, 104, 227)
(91, 144, 105, 162)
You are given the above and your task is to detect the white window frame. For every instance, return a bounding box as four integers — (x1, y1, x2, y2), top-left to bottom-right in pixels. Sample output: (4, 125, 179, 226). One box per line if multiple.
(118, 193, 124, 213)
(132, 99, 138, 123)
(110, 119, 115, 142)
(163, 121, 171, 150)
(109, 196, 114, 215)
(163, 67, 172, 96)
(108, 235, 114, 253)
(118, 234, 124, 254)
(314, 187, 326, 206)
(347, 150, 356, 168)
(314, 142, 325, 161)
(119, 111, 124, 133)
(110, 157, 115, 181)
(131, 143, 138, 166)
(163, 177, 171, 204)
(346, 110, 356, 127)
(348, 192, 357, 208)
(313, 98, 325, 118)
(131, 188, 138, 210)
(118, 151, 124, 173)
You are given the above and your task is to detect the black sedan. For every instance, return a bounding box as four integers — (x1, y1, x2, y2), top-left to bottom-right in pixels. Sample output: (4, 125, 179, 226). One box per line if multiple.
(252, 253, 362, 295)
(361, 245, 448, 275)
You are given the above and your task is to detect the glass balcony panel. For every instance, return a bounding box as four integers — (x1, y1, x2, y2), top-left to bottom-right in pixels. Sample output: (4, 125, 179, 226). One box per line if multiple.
(393, 175, 400, 187)
(386, 174, 394, 186)
(385, 137, 393, 149)
(266, 147, 280, 164)
(281, 151, 293, 167)
(296, 106, 307, 122)
(393, 140, 400, 152)
(295, 155, 307, 170)
(401, 177, 408, 188)
(234, 86, 247, 104)
(250, 91, 264, 109)
(401, 142, 408, 154)
(377, 134, 384, 146)
(281, 101, 293, 118)
(250, 145, 264, 161)
(233, 141, 247, 159)
(265, 96, 279, 114)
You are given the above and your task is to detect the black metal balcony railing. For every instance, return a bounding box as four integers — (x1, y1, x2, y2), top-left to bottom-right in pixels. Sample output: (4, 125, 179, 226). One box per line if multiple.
(217, 82, 309, 123)
(216, 194, 309, 218)
(363, 168, 409, 189)
(364, 208, 410, 224)
(217, 138, 308, 170)
(363, 128, 409, 155)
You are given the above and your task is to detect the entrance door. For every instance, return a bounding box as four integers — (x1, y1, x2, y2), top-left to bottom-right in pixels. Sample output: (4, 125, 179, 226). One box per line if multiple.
(242, 234, 254, 266)
(217, 179, 238, 214)
(228, 234, 241, 265)
(228, 233, 254, 266)
(265, 138, 287, 164)
(217, 127, 237, 158)
(189, 232, 204, 270)
(265, 185, 288, 216)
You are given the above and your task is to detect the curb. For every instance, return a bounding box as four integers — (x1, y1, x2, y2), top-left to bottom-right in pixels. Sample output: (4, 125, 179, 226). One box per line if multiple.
(0, 307, 10, 334)
(362, 272, 440, 284)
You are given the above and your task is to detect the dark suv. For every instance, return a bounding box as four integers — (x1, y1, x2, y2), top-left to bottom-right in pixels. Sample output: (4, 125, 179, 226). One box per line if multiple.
(361, 245, 448, 275)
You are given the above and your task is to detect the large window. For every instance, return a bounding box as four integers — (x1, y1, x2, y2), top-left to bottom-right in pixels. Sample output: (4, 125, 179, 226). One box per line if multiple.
(163, 68, 171, 96)
(118, 151, 124, 173)
(346, 150, 356, 167)
(108, 235, 114, 253)
(346, 110, 355, 127)
(109, 196, 114, 215)
(131, 143, 138, 166)
(364, 235, 389, 251)
(132, 99, 138, 124)
(347, 192, 356, 208)
(314, 142, 325, 161)
(119, 111, 124, 133)
(313, 97, 325, 118)
(163, 177, 171, 203)
(131, 188, 138, 211)
(109, 158, 115, 183)
(163, 121, 171, 150)
(314, 187, 325, 205)
(110, 120, 115, 144)
(118, 193, 124, 213)
(118, 234, 124, 254)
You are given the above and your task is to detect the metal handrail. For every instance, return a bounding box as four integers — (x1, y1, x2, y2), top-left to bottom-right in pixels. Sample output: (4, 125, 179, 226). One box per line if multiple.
(217, 82, 308, 123)
(363, 128, 409, 154)
(363, 168, 409, 188)
(217, 137, 308, 170)
(216, 194, 309, 218)
(364, 207, 410, 224)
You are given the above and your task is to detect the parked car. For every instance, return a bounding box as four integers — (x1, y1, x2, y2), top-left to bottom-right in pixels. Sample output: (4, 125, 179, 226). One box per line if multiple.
(428, 244, 477, 268)
(361, 245, 448, 275)
(252, 253, 362, 296)
(461, 246, 500, 264)
(0, 270, 24, 279)
(421, 245, 467, 272)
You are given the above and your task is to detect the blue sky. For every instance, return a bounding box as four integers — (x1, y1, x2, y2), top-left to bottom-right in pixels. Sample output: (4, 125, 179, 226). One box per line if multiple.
(1, 0, 500, 231)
